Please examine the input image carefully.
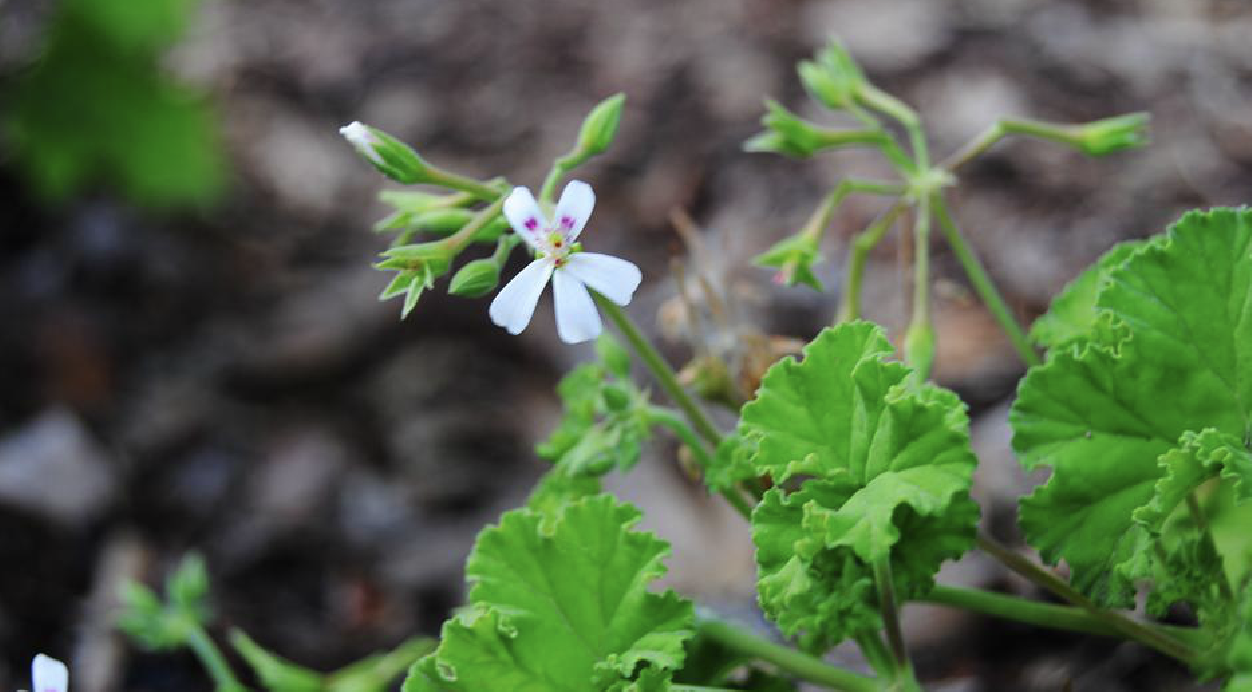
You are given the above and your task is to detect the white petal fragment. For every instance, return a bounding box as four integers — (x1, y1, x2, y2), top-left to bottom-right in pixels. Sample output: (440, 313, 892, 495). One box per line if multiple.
(553, 180, 596, 242)
(489, 259, 554, 335)
(339, 121, 382, 165)
(553, 270, 603, 343)
(502, 187, 547, 250)
(33, 654, 68, 692)
(561, 252, 642, 306)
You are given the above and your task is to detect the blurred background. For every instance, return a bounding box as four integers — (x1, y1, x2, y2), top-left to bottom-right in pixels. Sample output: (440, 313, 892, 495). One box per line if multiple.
(1, 0, 1249, 689)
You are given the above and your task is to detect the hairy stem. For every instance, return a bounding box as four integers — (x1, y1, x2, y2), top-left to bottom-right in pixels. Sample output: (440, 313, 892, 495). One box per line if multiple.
(838, 201, 907, 323)
(696, 619, 880, 692)
(646, 406, 754, 519)
(931, 194, 1041, 368)
(976, 534, 1197, 664)
(905, 196, 934, 380)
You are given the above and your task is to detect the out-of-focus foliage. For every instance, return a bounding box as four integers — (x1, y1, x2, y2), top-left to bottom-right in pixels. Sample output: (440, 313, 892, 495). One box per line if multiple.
(3, 0, 223, 207)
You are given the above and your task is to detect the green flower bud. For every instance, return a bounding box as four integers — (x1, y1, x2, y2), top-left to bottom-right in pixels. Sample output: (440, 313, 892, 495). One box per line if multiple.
(339, 121, 431, 184)
(167, 553, 209, 616)
(576, 93, 626, 157)
(448, 258, 501, 298)
(798, 41, 865, 110)
(745, 100, 883, 158)
(1071, 113, 1150, 156)
(414, 208, 475, 235)
(754, 232, 822, 291)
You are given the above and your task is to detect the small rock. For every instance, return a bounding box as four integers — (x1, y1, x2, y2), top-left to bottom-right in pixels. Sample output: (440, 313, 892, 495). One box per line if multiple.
(0, 408, 117, 526)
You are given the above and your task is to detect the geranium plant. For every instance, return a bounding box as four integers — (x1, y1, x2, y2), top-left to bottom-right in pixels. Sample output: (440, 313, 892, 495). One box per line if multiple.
(115, 41, 1252, 692)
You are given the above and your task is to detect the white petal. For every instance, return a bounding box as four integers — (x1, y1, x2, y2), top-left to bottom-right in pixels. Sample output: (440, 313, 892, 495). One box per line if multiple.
(489, 259, 553, 335)
(553, 270, 602, 343)
(502, 187, 547, 250)
(561, 252, 642, 306)
(339, 121, 382, 165)
(33, 654, 68, 692)
(553, 180, 595, 242)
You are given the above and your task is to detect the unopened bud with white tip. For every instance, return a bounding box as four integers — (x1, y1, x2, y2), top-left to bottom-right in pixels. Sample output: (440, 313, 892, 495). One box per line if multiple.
(338, 121, 431, 184)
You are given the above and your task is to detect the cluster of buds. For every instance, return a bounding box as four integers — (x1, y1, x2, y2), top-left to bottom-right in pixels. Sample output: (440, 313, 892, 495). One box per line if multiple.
(341, 94, 640, 343)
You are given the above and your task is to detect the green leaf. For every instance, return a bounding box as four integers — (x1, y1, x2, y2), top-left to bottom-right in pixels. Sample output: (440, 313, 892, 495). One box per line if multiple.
(704, 433, 758, 492)
(1011, 207, 1252, 606)
(1029, 240, 1144, 350)
(742, 322, 979, 648)
(1135, 429, 1252, 534)
(406, 496, 694, 691)
(537, 361, 653, 478)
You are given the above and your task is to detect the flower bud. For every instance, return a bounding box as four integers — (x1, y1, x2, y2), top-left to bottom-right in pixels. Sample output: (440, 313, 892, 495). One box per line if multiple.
(448, 258, 501, 298)
(799, 41, 865, 110)
(745, 100, 882, 159)
(1071, 113, 1149, 156)
(754, 232, 822, 290)
(576, 93, 626, 157)
(339, 121, 431, 183)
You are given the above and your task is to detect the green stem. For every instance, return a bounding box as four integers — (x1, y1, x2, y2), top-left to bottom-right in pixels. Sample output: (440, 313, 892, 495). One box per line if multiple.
(871, 557, 918, 689)
(856, 84, 926, 172)
(439, 196, 507, 256)
(594, 291, 724, 448)
(671, 686, 738, 692)
(1186, 492, 1236, 604)
(920, 585, 1203, 645)
(905, 196, 934, 380)
(975, 534, 1197, 664)
(646, 406, 754, 519)
(853, 631, 896, 680)
(696, 619, 879, 692)
(815, 180, 907, 241)
(931, 194, 1041, 368)
(539, 152, 593, 205)
(185, 623, 247, 692)
(941, 118, 1092, 173)
(424, 168, 505, 201)
(838, 201, 907, 323)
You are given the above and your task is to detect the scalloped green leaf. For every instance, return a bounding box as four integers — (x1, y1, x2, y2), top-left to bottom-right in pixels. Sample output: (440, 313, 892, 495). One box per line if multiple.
(1011, 207, 1252, 606)
(742, 322, 979, 648)
(1135, 429, 1252, 534)
(406, 496, 693, 692)
(1029, 240, 1144, 350)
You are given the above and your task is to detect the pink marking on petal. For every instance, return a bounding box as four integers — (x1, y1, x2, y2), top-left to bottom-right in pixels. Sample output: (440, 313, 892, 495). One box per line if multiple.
(772, 271, 787, 285)
(524, 218, 539, 231)
(560, 215, 575, 229)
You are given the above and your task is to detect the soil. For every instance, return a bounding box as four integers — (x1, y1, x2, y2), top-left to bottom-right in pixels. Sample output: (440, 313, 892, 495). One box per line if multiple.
(1, 0, 1247, 690)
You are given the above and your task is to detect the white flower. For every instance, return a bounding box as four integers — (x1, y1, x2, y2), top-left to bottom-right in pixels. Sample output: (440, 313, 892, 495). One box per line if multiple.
(489, 181, 641, 343)
(26, 654, 68, 692)
(338, 121, 383, 165)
